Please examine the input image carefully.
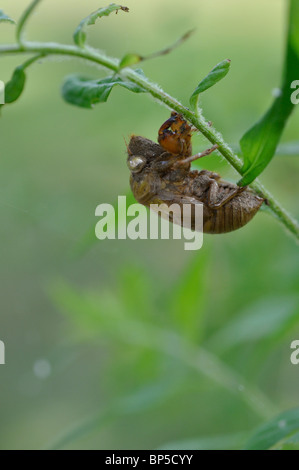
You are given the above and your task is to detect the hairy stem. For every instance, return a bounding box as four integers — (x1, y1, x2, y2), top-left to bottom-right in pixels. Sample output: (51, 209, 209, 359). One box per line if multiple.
(0, 41, 299, 240)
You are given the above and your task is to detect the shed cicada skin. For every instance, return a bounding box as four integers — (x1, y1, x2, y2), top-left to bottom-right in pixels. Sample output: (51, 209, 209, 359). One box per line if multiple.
(127, 112, 264, 234)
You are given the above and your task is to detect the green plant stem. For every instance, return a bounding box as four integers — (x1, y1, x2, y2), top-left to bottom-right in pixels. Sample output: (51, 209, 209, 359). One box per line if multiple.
(21, 52, 45, 69)
(1, 41, 299, 240)
(16, 0, 43, 47)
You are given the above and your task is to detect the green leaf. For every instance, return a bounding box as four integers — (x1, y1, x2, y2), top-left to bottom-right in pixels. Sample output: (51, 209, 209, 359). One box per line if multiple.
(158, 433, 245, 450)
(244, 408, 299, 450)
(70, 191, 136, 257)
(48, 376, 179, 449)
(0, 10, 15, 24)
(167, 249, 210, 340)
(61, 74, 145, 109)
(208, 295, 299, 352)
(0, 66, 26, 109)
(118, 29, 194, 71)
(190, 59, 231, 110)
(238, 0, 299, 186)
(50, 280, 122, 334)
(118, 266, 153, 319)
(273, 431, 299, 450)
(73, 3, 129, 48)
(119, 53, 142, 70)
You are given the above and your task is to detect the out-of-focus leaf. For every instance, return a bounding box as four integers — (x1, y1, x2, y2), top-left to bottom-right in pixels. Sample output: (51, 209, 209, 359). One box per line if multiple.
(61, 74, 145, 109)
(47, 408, 114, 450)
(71, 191, 136, 257)
(118, 266, 153, 319)
(244, 408, 299, 450)
(272, 431, 299, 450)
(158, 432, 246, 450)
(0, 10, 15, 24)
(48, 376, 181, 449)
(118, 376, 181, 414)
(0, 66, 26, 109)
(167, 249, 209, 340)
(238, 0, 299, 186)
(73, 3, 129, 47)
(50, 280, 123, 334)
(51, 281, 276, 419)
(190, 59, 231, 110)
(208, 296, 299, 352)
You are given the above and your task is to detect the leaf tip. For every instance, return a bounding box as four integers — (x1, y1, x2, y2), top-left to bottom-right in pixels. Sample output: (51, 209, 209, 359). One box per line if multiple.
(0, 10, 15, 24)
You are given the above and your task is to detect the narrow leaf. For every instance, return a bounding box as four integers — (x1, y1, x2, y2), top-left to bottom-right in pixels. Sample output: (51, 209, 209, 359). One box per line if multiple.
(190, 59, 231, 110)
(118, 30, 194, 71)
(73, 3, 129, 48)
(71, 191, 136, 257)
(48, 377, 179, 450)
(167, 249, 209, 340)
(208, 296, 299, 352)
(158, 433, 245, 450)
(272, 431, 299, 450)
(238, 0, 299, 186)
(244, 408, 299, 450)
(0, 10, 15, 24)
(0, 66, 26, 109)
(119, 53, 143, 70)
(118, 266, 153, 319)
(61, 74, 145, 109)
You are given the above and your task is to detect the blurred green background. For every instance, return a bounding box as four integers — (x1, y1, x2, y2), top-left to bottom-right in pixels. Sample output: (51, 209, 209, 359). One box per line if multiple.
(0, 0, 299, 450)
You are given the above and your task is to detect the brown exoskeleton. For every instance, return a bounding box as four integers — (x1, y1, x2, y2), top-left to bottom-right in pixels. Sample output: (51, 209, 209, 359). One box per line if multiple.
(127, 112, 264, 234)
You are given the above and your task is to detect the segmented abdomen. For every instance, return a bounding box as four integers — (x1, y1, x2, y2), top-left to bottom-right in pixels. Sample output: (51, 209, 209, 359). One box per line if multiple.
(201, 193, 264, 234)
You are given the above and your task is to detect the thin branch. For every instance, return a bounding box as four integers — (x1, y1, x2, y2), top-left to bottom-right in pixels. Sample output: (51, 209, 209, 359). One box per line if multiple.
(21, 52, 45, 69)
(16, 0, 44, 47)
(145, 29, 195, 60)
(0, 41, 298, 240)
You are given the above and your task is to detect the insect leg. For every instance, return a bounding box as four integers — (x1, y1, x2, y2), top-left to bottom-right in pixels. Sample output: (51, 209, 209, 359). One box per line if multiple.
(174, 144, 219, 166)
(208, 181, 247, 210)
(198, 169, 221, 180)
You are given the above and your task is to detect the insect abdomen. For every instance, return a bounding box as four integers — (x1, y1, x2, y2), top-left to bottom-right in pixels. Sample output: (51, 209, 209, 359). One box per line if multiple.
(202, 194, 264, 234)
